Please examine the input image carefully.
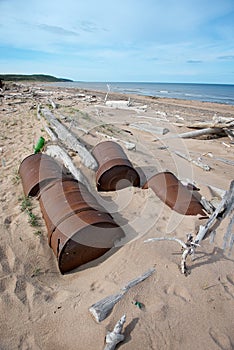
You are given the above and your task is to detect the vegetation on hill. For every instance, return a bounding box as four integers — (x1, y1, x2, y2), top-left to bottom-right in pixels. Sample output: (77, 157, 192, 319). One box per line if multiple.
(0, 74, 73, 82)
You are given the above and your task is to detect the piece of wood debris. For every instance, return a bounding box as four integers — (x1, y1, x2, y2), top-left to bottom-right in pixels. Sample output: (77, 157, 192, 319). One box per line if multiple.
(40, 107, 98, 170)
(204, 152, 234, 166)
(135, 115, 168, 122)
(104, 315, 126, 350)
(48, 99, 58, 109)
(144, 237, 188, 249)
(130, 122, 169, 136)
(187, 116, 234, 129)
(199, 197, 215, 214)
(106, 100, 131, 108)
(89, 268, 155, 322)
(37, 104, 41, 120)
(173, 150, 211, 171)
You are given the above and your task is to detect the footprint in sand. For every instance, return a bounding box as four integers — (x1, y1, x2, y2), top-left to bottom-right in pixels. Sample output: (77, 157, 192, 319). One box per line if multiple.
(164, 283, 193, 302)
(220, 274, 234, 299)
(89, 281, 104, 293)
(209, 328, 233, 350)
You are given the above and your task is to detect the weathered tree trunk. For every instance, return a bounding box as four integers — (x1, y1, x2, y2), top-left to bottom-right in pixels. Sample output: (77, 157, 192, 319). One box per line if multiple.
(46, 144, 91, 189)
(40, 107, 98, 170)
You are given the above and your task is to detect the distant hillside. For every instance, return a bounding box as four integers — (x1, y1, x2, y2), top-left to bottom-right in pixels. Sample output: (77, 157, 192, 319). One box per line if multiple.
(0, 74, 73, 82)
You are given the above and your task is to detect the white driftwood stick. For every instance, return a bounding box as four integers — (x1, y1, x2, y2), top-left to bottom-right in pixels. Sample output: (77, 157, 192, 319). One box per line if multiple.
(48, 99, 58, 109)
(173, 150, 211, 171)
(186, 118, 234, 129)
(213, 157, 234, 167)
(89, 268, 155, 322)
(223, 214, 234, 251)
(181, 248, 191, 275)
(121, 267, 155, 292)
(130, 123, 169, 136)
(225, 129, 234, 141)
(46, 144, 91, 189)
(213, 116, 234, 126)
(37, 104, 41, 120)
(40, 107, 98, 170)
(144, 236, 199, 275)
(135, 115, 168, 122)
(104, 315, 126, 350)
(144, 237, 187, 249)
(106, 100, 130, 108)
(199, 197, 215, 214)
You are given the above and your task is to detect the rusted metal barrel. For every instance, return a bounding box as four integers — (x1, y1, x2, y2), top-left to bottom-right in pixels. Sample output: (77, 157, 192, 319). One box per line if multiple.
(38, 177, 124, 273)
(51, 210, 124, 274)
(19, 153, 72, 197)
(38, 179, 107, 244)
(143, 171, 206, 216)
(92, 141, 140, 191)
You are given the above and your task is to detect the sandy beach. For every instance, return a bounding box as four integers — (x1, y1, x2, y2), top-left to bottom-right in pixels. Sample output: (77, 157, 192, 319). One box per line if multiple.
(0, 82, 234, 350)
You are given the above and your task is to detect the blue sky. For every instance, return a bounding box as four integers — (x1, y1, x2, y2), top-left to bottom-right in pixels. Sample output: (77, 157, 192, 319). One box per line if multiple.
(0, 0, 234, 83)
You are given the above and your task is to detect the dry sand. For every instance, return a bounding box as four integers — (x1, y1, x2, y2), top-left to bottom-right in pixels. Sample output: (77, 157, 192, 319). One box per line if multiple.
(0, 82, 234, 350)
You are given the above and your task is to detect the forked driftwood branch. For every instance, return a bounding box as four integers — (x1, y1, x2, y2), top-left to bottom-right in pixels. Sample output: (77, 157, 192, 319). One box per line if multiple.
(104, 315, 126, 350)
(89, 268, 155, 322)
(40, 107, 98, 170)
(145, 180, 234, 274)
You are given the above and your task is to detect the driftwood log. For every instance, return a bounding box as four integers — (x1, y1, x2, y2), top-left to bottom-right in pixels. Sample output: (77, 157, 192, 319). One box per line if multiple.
(89, 268, 155, 322)
(175, 127, 224, 139)
(183, 116, 234, 140)
(40, 107, 98, 170)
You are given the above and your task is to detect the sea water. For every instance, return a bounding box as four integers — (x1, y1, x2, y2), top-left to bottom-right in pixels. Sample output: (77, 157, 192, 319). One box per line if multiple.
(49, 81, 234, 105)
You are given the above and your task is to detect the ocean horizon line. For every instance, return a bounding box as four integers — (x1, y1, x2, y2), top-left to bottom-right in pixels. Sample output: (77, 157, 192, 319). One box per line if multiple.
(72, 80, 234, 86)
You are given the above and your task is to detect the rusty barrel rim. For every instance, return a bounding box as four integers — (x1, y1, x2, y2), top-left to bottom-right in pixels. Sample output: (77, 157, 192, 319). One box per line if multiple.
(50, 210, 124, 273)
(92, 141, 140, 191)
(19, 153, 72, 197)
